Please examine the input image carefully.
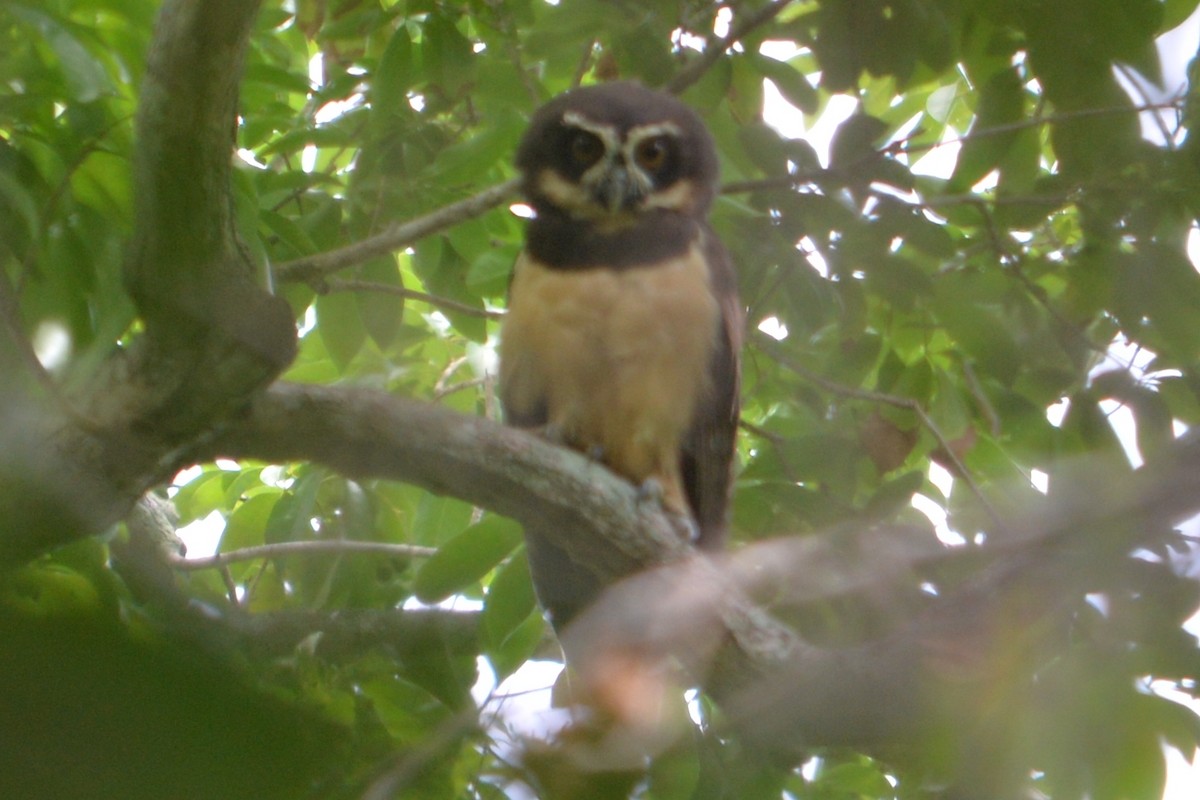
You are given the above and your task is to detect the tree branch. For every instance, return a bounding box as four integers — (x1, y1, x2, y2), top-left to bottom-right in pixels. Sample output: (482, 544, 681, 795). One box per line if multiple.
(323, 278, 504, 320)
(170, 539, 437, 571)
(126, 0, 295, 376)
(187, 378, 1200, 763)
(2, 0, 301, 567)
(233, 607, 480, 662)
(204, 381, 687, 571)
(115, 0, 297, 447)
(273, 178, 522, 284)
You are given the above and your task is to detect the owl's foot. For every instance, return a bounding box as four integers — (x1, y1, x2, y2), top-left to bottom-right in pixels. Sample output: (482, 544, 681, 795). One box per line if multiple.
(636, 476, 663, 505)
(636, 478, 699, 543)
(537, 425, 604, 462)
(538, 422, 567, 445)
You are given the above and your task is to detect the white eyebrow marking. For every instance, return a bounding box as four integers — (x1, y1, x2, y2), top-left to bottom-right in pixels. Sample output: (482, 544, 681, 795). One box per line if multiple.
(627, 121, 684, 142)
(562, 110, 621, 152)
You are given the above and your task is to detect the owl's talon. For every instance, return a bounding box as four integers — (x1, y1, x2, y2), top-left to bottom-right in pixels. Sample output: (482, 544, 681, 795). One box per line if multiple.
(636, 478, 699, 543)
(671, 513, 700, 544)
(636, 477, 663, 505)
(539, 423, 566, 445)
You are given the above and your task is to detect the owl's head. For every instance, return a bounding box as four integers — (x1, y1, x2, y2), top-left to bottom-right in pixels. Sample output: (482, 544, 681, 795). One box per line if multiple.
(516, 82, 719, 223)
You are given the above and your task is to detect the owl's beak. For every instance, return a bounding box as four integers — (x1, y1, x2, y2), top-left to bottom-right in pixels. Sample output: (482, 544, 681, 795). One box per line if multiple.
(593, 163, 646, 213)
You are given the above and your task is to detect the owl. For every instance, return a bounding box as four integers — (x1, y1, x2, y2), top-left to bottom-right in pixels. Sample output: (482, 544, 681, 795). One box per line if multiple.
(499, 82, 741, 620)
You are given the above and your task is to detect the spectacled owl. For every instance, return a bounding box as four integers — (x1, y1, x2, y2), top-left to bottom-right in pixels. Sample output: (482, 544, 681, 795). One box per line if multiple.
(499, 82, 742, 619)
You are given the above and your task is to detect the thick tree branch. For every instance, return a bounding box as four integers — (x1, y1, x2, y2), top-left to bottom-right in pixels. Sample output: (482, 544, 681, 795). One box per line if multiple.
(204, 382, 689, 578)
(560, 432, 1200, 773)
(233, 607, 480, 663)
(202, 383, 1200, 603)
(190, 380, 1200, 764)
(123, 0, 296, 440)
(2, 0, 295, 566)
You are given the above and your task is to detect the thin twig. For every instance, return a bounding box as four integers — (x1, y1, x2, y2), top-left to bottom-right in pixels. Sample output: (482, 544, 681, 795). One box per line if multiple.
(434, 356, 490, 403)
(887, 100, 1184, 160)
(274, 177, 522, 283)
(721, 171, 826, 195)
(322, 278, 504, 320)
(169, 539, 437, 571)
(434, 377, 488, 402)
(219, 565, 240, 604)
(501, 9, 541, 108)
(665, 0, 794, 96)
(361, 708, 481, 800)
(435, 355, 471, 397)
(740, 418, 803, 483)
(571, 38, 597, 87)
(961, 361, 1001, 438)
(1114, 63, 1175, 146)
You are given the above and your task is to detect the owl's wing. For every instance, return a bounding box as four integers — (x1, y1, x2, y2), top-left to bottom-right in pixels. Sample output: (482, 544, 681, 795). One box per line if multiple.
(682, 226, 743, 550)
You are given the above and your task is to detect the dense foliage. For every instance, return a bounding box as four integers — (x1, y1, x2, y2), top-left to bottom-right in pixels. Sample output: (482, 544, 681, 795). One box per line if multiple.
(3, 1, 1200, 798)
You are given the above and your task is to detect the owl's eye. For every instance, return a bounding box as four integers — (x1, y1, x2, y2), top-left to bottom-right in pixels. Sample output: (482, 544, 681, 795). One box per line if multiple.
(568, 131, 605, 167)
(634, 136, 672, 172)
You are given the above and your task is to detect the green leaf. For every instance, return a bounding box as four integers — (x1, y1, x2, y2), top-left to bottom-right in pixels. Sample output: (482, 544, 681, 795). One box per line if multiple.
(483, 552, 537, 649)
(259, 209, 320, 258)
(947, 67, 1024, 193)
(360, 675, 451, 741)
(752, 53, 818, 114)
(414, 517, 523, 603)
(242, 62, 312, 95)
(485, 608, 544, 681)
(429, 108, 523, 185)
(356, 257, 405, 349)
(932, 280, 1022, 385)
(316, 289, 367, 372)
(265, 468, 324, 545)
(0, 167, 41, 243)
(875, 199, 955, 259)
(11, 4, 113, 103)
(421, 12, 474, 95)
(863, 469, 924, 518)
(738, 121, 792, 175)
(173, 470, 229, 523)
(372, 26, 414, 124)
(612, 19, 676, 87)
(829, 113, 887, 172)
(71, 150, 132, 223)
(815, 761, 894, 796)
(1162, 0, 1200, 31)
(412, 493, 476, 546)
(219, 493, 281, 556)
(1114, 246, 1200, 362)
(728, 54, 766, 121)
(465, 247, 516, 297)
(646, 736, 701, 800)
